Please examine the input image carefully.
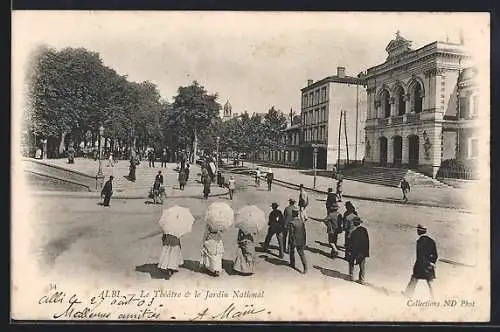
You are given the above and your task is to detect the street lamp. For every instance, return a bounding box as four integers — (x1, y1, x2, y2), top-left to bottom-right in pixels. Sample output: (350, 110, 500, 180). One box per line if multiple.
(97, 125, 104, 177)
(312, 145, 319, 189)
(216, 136, 220, 175)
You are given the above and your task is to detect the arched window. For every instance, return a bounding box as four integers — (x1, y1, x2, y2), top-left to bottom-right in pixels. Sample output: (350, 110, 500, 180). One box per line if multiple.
(381, 90, 391, 118)
(396, 86, 406, 116)
(409, 81, 423, 114)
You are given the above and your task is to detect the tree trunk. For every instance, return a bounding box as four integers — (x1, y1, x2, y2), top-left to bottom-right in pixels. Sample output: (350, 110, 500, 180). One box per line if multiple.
(59, 131, 67, 155)
(192, 127, 198, 164)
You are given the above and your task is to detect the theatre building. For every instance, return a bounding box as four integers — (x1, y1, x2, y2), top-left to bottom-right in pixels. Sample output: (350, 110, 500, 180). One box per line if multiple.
(363, 32, 477, 178)
(299, 66, 366, 169)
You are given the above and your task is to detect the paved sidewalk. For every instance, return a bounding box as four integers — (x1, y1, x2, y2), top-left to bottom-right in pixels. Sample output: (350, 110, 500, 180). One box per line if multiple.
(243, 162, 474, 210)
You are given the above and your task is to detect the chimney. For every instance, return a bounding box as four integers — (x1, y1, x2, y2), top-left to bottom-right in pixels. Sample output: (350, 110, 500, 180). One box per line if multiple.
(337, 66, 346, 78)
(307, 79, 314, 86)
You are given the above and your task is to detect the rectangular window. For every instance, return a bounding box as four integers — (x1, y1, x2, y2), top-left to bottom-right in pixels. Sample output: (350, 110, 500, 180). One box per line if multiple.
(315, 91, 319, 105)
(303, 94, 308, 109)
(468, 138, 479, 159)
(303, 129, 307, 142)
(321, 87, 327, 103)
(472, 95, 479, 116)
(309, 92, 314, 107)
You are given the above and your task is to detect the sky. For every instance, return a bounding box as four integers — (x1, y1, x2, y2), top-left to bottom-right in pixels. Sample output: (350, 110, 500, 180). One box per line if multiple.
(12, 11, 489, 117)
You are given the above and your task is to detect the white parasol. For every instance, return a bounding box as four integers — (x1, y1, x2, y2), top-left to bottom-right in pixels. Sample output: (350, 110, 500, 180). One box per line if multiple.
(158, 205, 195, 237)
(204, 202, 234, 232)
(235, 205, 266, 235)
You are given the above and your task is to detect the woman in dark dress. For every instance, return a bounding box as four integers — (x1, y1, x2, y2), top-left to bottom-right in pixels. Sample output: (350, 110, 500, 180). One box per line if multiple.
(128, 157, 137, 181)
(178, 168, 187, 190)
(233, 229, 256, 275)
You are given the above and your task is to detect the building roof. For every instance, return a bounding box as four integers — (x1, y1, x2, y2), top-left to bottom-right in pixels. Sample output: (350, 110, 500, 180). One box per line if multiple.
(301, 75, 364, 92)
(365, 33, 468, 78)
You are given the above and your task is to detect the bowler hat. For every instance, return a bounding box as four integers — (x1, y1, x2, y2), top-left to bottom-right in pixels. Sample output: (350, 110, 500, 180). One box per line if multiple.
(417, 224, 427, 231)
(271, 202, 279, 208)
(288, 198, 296, 203)
(352, 216, 362, 224)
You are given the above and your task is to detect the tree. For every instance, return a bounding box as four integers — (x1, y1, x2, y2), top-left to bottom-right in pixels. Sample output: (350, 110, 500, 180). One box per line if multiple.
(263, 106, 288, 159)
(170, 81, 221, 161)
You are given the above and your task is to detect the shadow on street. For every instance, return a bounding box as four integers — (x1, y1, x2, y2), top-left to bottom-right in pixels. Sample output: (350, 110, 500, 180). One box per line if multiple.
(135, 263, 169, 279)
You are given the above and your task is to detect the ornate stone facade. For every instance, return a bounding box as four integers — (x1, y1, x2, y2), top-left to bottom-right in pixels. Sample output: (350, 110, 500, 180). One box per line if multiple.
(363, 32, 473, 178)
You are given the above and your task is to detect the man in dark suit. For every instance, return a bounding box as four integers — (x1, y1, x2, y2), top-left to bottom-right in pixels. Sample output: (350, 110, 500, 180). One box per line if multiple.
(348, 216, 369, 284)
(282, 198, 296, 253)
(403, 224, 438, 298)
(101, 175, 114, 207)
(288, 207, 308, 274)
(263, 202, 285, 258)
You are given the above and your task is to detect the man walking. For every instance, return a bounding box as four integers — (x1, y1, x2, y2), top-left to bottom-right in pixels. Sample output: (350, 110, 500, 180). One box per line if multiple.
(282, 198, 295, 253)
(324, 202, 343, 258)
(325, 188, 337, 216)
(228, 175, 236, 200)
(101, 175, 114, 207)
(401, 178, 411, 202)
(298, 184, 309, 221)
(263, 202, 285, 258)
(403, 224, 438, 298)
(255, 167, 261, 187)
(148, 149, 155, 168)
(348, 216, 369, 284)
(161, 149, 168, 168)
(266, 169, 274, 191)
(336, 170, 344, 202)
(288, 207, 308, 274)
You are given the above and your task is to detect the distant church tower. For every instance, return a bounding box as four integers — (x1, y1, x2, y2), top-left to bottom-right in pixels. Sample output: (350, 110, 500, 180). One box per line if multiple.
(223, 100, 232, 121)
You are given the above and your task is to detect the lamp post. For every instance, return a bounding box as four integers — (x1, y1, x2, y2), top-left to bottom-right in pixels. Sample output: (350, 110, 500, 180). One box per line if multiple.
(312, 144, 319, 189)
(216, 136, 220, 175)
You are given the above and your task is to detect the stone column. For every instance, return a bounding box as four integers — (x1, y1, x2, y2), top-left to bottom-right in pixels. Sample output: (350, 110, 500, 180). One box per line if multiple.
(402, 134, 409, 165)
(390, 97, 396, 117)
(404, 94, 411, 114)
(387, 135, 394, 166)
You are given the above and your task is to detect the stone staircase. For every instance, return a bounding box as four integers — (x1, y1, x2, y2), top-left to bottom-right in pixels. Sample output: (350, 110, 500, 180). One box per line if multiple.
(341, 166, 451, 188)
(22, 158, 205, 195)
(342, 167, 408, 187)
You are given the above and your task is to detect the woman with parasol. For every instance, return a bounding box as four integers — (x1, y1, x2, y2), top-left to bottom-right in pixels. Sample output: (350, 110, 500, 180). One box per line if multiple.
(233, 205, 266, 275)
(157, 206, 195, 279)
(200, 202, 234, 276)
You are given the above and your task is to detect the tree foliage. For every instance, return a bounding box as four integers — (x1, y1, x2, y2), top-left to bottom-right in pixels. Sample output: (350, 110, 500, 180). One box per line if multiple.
(24, 45, 290, 159)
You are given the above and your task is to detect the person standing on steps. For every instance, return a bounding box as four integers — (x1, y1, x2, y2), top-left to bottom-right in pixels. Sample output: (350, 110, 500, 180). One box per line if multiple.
(298, 184, 309, 221)
(282, 198, 295, 253)
(403, 224, 438, 299)
(101, 175, 114, 207)
(148, 148, 155, 168)
(128, 156, 137, 182)
(263, 202, 285, 258)
(348, 216, 369, 284)
(401, 178, 410, 202)
(288, 207, 308, 274)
